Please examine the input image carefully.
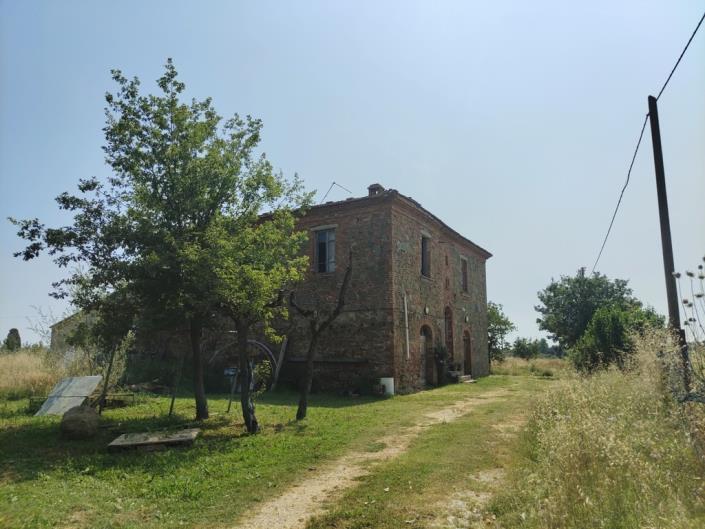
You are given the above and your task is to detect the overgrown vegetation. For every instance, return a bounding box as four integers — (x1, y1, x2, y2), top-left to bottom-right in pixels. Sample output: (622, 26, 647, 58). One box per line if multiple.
(490, 329, 705, 529)
(0, 347, 59, 400)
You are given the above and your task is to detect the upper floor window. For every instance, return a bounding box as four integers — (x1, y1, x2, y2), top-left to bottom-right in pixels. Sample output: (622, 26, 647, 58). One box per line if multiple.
(421, 236, 431, 277)
(315, 228, 336, 273)
(461, 257, 469, 293)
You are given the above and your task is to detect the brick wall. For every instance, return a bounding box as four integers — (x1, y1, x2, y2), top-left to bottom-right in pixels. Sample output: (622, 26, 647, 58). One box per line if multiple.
(277, 189, 490, 394)
(276, 193, 397, 390)
(390, 197, 489, 392)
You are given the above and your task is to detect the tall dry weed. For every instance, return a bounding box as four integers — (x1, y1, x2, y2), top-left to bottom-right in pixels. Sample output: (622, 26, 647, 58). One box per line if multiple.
(490, 328, 705, 529)
(0, 349, 63, 399)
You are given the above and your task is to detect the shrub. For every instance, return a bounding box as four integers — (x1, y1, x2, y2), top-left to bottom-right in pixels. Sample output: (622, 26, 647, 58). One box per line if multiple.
(569, 305, 633, 371)
(3, 328, 21, 351)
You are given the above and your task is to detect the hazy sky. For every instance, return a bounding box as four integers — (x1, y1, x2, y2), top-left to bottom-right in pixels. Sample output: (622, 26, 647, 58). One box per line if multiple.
(1, 1, 704, 344)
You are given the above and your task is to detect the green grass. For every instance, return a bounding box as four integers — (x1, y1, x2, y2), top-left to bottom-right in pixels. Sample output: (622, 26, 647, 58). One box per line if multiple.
(306, 376, 550, 529)
(0, 377, 522, 529)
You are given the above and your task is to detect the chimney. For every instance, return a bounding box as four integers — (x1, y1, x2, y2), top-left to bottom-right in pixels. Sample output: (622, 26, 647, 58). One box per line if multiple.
(368, 183, 384, 196)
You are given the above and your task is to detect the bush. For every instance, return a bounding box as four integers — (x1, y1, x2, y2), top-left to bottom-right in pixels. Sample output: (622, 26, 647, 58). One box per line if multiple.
(3, 328, 21, 351)
(569, 306, 633, 371)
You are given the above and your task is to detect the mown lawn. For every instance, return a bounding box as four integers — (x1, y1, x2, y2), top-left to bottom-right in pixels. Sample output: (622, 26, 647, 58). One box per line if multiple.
(0, 376, 537, 529)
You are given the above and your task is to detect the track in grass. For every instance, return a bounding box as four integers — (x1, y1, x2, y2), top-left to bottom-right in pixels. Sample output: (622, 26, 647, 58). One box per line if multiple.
(234, 389, 512, 529)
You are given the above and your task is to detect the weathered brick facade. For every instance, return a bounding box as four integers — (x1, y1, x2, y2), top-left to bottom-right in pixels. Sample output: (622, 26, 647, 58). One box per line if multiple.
(278, 184, 491, 393)
(49, 184, 491, 395)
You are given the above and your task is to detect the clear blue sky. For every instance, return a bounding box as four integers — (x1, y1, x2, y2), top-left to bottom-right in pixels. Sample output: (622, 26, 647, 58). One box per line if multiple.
(1, 0, 704, 344)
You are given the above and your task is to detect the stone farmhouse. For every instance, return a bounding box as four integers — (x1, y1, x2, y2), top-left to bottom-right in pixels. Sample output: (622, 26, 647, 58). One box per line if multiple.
(279, 183, 491, 393)
(50, 183, 492, 395)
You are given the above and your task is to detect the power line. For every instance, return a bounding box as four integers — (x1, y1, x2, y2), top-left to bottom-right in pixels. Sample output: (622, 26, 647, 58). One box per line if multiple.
(656, 10, 705, 101)
(591, 10, 705, 273)
(591, 114, 649, 273)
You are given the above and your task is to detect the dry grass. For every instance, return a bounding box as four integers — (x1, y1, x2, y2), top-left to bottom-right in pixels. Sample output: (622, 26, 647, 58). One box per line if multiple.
(0, 349, 62, 400)
(490, 356, 568, 378)
(489, 329, 705, 529)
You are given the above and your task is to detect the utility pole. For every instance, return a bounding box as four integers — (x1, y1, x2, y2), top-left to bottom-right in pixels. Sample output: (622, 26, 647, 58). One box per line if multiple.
(647, 95, 689, 391)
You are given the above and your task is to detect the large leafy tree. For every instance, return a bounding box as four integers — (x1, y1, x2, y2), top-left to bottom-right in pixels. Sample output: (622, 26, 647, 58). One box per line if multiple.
(487, 301, 515, 363)
(11, 59, 309, 421)
(535, 268, 637, 351)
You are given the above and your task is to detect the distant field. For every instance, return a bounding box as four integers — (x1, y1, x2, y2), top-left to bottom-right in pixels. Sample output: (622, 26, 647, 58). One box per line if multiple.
(490, 356, 568, 378)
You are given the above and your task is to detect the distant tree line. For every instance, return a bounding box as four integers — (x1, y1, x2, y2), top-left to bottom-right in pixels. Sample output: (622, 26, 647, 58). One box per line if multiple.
(489, 267, 664, 371)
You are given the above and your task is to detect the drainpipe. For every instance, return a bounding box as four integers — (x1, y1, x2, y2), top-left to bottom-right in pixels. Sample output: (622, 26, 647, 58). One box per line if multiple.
(403, 292, 410, 360)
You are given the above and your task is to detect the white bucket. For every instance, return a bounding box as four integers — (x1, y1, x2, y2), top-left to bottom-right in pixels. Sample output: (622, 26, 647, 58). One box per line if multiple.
(379, 377, 395, 396)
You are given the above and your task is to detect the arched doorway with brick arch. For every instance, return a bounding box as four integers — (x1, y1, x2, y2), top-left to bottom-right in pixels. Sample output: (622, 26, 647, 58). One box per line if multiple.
(444, 307, 454, 362)
(463, 330, 472, 376)
(420, 325, 435, 386)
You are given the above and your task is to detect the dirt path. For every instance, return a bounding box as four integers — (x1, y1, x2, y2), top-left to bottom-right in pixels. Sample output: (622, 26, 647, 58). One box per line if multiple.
(430, 412, 529, 529)
(233, 389, 511, 529)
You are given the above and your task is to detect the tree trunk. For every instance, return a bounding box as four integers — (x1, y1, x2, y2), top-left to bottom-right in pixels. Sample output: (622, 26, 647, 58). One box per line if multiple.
(190, 316, 209, 420)
(237, 320, 259, 433)
(296, 333, 319, 421)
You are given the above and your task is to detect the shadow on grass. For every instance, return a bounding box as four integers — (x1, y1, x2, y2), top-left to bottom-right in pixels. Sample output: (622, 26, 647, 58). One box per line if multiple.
(0, 388, 382, 485)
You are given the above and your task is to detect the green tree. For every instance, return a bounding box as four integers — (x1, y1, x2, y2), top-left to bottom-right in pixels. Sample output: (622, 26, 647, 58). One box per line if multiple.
(206, 208, 311, 433)
(512, 337, 539, 359)
(3, 328, 21, 351)
(570, 304, 664, 372)
(535, 268, 637, 351)
(488, 302, 515, 363)
(11, 59, 309, 421)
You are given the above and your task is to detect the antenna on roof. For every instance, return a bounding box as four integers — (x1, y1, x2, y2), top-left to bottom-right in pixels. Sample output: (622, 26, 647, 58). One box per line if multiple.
(319, 181, 352, 204)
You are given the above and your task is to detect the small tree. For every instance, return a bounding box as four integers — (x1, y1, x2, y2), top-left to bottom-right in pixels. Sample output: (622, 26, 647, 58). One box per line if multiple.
(290, 253, 352, 420)
(512, 337, 539, 360)
(3, 329, 21, 351)
(488, 302, 515, 363)
(207, 208, 311, 433)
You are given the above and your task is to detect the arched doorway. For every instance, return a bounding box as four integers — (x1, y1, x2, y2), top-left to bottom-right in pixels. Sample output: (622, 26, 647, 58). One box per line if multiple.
(444, 307, 454, 362)
(420, 325, 435, 385)
(463, 330, 472, 376)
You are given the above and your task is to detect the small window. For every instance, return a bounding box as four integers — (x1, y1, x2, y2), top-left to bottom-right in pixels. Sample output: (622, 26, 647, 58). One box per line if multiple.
(315, 229, 336, 273)
(461, 258, 469, 293)
(421, 236, 431, 277)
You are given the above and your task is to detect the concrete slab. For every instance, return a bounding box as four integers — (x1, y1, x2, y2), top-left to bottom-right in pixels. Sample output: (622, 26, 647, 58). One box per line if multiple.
(108, 428, 201, 452)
